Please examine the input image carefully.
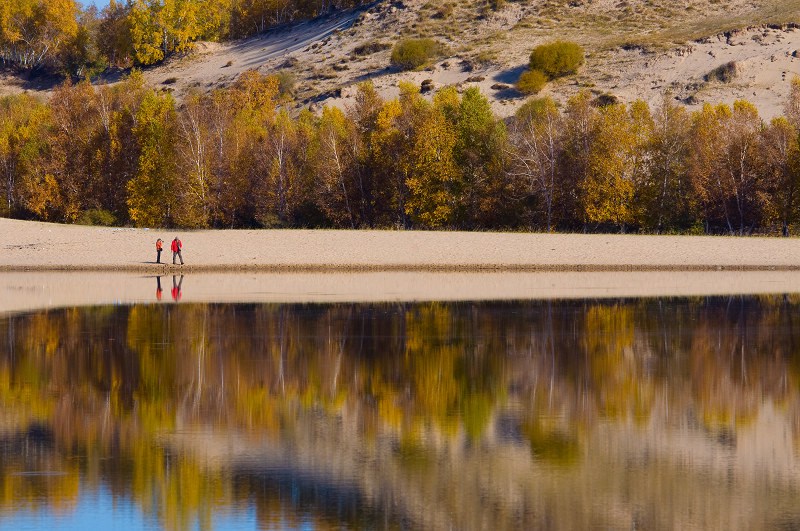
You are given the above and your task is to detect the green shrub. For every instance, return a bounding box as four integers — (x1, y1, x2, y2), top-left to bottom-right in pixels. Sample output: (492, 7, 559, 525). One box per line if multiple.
(517, 69, 547, 94)
(76, 209, 117, 227)
(528, 41, 584, 79)
(274, 71, 296, 97)
(391, 38, 446, 71)
(704, 61, 737, 83)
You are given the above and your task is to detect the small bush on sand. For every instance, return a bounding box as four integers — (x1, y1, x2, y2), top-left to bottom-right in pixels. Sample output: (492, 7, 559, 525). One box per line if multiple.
(704, 61, 737, 83)
(275, 71, 296, 97)
(352, 40, 391, 56)
(529, 41, 584, 79)
(517, 69, 547, 94)
(391, 38, 446, 71)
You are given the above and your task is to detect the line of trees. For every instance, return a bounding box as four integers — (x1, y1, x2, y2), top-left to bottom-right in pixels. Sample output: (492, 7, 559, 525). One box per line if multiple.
(2, 70, 800, 233)
(0, 0, 369, 74)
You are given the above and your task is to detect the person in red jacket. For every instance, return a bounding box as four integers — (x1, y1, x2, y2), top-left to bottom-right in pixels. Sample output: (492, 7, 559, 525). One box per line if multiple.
(171, 236, 183, 265)
(171, 275, 183, 301)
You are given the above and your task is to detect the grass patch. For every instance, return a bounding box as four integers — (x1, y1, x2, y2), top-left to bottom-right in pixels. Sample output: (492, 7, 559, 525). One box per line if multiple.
(352, 40, 391, 57)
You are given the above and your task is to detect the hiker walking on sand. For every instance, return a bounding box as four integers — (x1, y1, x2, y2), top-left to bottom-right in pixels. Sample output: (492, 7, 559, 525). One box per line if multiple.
(156, 238, 163, 264)
(171, 236, 184, 265)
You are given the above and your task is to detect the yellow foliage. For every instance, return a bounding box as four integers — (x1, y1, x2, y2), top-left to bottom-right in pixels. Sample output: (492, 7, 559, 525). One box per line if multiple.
(405, 108, 458, 227)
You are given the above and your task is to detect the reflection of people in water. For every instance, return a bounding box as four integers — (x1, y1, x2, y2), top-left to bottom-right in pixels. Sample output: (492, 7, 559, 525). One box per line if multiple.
(156, 276, 163, 301)
(171, 275, 183, 301)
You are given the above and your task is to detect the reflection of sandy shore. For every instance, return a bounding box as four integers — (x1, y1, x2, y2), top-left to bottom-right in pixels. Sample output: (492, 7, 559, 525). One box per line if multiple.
(3, 270, 800, 315)
(3, 218, 800, 272)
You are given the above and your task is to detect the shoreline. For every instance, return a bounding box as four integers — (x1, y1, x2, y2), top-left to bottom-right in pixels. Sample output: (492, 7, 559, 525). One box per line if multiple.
(0, 263, 798, 273)
(4, 270, 800, 316)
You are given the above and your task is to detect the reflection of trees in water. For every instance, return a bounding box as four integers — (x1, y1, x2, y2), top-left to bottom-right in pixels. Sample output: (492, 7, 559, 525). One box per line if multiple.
(2, 296, 800, 528)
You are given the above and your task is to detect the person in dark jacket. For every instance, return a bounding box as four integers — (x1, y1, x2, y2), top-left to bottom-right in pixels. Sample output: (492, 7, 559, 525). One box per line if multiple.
(171, 236, 183, 265)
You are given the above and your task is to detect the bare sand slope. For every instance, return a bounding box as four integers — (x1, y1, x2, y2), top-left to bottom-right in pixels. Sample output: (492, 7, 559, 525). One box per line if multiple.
(146, 7, 364, 92)
(1, 218, 799, 272)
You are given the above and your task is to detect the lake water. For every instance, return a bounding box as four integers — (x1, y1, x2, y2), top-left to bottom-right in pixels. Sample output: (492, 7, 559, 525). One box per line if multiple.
(2, 295, 800, 529)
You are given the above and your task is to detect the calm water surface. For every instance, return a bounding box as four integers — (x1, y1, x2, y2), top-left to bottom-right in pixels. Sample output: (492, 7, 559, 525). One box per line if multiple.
(2, 296, 800, 529)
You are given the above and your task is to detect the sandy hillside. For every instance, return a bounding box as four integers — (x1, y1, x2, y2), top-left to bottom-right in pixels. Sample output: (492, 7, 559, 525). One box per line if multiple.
(3, 1, 800, 120)
(138, 1, 800, 120)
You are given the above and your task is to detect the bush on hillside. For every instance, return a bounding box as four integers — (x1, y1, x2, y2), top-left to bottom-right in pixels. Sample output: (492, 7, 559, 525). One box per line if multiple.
(529, 41, 584, 79)
(391, 38, 446, 71)
(275, 71, 296, 97)
(517, 69, 548, 94)
(704, 61, 737, 83)
(352, 40, 391, 57)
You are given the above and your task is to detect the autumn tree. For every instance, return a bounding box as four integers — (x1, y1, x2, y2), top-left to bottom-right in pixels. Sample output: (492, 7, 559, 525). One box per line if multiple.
(371, 86, 414, 228)
(761, 117, 800, 236)
(195, 88, 249, 227)
(126, 88, 178, 226)
(345, 81, 386, 227)
(0, 0, 79, 70)
(452, 86, 508, 228)
(96, 0, 134, 67)
(315, 105, 357, 227)
(0, 94, 49, 217)
(559, 90, 596, 230)
(45, 79, 100, 221)
(642, 93, 694, 233)
(126, 0, 224, 65)
(583, 101, 652, 233)
(784, 76, 800, 130)
(176, 92, 212, 227)
(509, 96, 563, 232)
(403, 85, 459, 227)
(690, 101, 764, 235)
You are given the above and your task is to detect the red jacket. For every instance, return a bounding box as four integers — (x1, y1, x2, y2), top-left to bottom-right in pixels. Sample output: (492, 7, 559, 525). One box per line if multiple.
(171, 239, 181, 252)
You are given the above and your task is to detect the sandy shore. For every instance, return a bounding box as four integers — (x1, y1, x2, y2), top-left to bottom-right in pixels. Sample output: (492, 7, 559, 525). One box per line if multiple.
(2, 218, 800, 272)
(2, 218, 800, 313)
